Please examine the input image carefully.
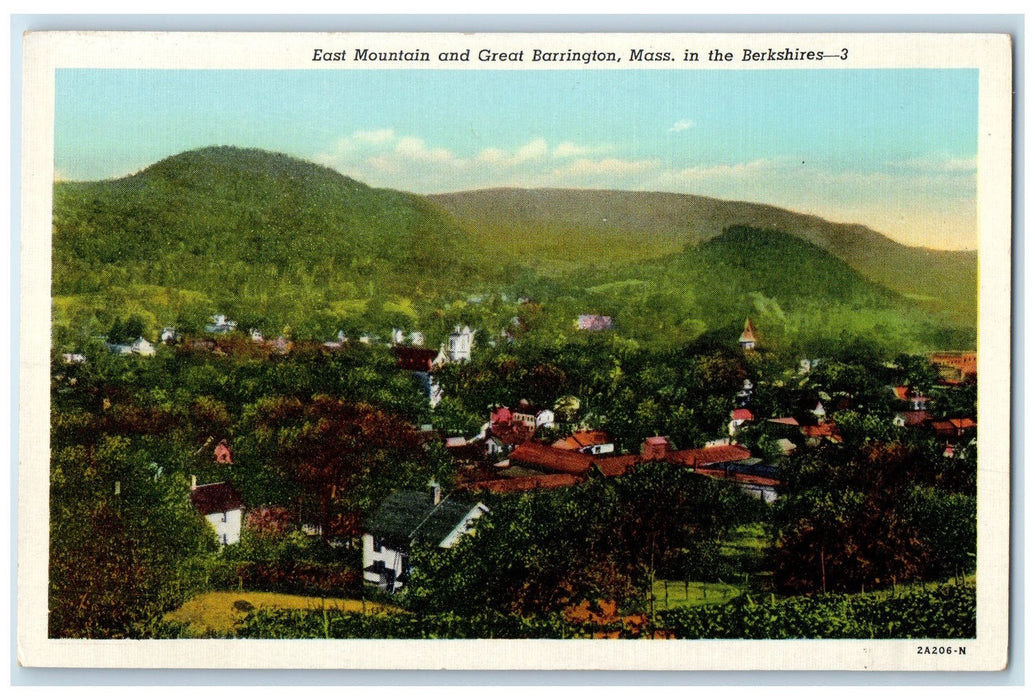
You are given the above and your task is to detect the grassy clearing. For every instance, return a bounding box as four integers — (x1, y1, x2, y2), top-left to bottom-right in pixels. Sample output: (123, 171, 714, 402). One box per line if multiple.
(164, 590, 399, 637)
(384, 296, 418, 319)
(587, 279, 648, 294)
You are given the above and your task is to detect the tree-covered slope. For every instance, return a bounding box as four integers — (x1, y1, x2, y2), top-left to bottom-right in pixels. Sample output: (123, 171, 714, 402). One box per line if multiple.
(53, 146, 480, 339)
(430, 188, 977, 324)
(51, 148, 974, 353)
(570, 226, 974, 352)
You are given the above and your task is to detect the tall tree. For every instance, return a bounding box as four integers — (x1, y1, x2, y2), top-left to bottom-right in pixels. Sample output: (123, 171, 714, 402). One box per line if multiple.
(247, 395, 434, 538)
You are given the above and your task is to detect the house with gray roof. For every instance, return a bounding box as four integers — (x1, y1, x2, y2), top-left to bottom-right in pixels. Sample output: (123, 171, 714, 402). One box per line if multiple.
(362, 482, 488, 592)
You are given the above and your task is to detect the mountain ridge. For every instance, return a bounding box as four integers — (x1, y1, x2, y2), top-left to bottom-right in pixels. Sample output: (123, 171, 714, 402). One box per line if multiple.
(51, 147, 975, 351)
(428, 187, 976, 323)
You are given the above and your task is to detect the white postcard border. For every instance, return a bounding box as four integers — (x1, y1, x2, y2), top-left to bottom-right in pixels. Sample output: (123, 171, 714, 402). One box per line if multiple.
(17, 30, 1014, 671)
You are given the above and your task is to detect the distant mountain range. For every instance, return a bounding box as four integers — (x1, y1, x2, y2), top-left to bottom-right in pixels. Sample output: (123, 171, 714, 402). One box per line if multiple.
(429, 188, 976, 324)
(51, 147, 976, 351)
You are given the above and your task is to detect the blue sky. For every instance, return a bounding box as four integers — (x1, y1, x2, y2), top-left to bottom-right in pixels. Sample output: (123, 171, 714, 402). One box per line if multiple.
(54, 68, 979, 250)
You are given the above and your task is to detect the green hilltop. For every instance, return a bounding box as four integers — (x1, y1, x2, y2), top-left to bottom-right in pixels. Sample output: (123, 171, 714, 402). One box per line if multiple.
(569, 225, 974, 353)
(53, 146, 481, 340)
(52, 146, 975, 352)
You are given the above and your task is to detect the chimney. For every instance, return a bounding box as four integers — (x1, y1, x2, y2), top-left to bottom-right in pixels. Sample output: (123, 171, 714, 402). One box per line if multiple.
(190, 474, 197, 491)
(429, 479, 442, 506)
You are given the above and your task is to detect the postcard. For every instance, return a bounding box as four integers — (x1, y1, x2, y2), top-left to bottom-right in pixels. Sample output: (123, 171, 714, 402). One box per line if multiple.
(17, 30, 1012, 671)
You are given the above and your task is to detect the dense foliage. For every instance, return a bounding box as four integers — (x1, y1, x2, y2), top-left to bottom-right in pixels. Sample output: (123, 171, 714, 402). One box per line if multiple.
(770, 441, 976, 595)
(659, 583, 975, 639)
(237, 608, 582, 639)
(231, 582, 975, 640)
(404, 463, 765, 618)
(48, 341, 440, 636)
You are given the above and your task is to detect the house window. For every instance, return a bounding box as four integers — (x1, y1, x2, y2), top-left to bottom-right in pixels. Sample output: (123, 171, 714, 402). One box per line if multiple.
(372, 536, 383, 553)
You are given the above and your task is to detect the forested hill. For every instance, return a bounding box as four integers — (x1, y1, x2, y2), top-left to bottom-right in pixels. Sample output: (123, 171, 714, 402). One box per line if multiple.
(429, 187, 977, 323)
(51, 147, 974, 351)
(568, 225, 973, 352)
(52, 146, 480, 337)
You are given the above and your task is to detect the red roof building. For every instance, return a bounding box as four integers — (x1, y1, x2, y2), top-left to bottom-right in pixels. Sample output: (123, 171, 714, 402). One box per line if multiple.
(552, 430, 611, 450)
(930, 352, 977, 383)
(214, 439, 234, 464)
(458, 473, 585, 494)
(642, 436, 673, 460)
(508, 442, 597, 475)
(931, 417, 977, 439)
(894, 410, 932, 427)
(730, 408, 755, 422)
(666, 444, 752, 469)
(592, 454, 642, 478)
(189, 480, 244, 516)
(490, 406, 513, 425)
(800, 423, 842, 443)
(393, 346, 440, 372)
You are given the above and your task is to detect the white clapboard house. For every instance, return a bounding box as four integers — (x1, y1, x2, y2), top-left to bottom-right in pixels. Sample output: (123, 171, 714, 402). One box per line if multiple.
(362, 482, 488, 593)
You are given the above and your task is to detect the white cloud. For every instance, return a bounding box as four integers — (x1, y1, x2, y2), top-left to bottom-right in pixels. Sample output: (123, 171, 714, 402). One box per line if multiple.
(317, 130, 633, 191)
(888, 153, 977, 173)
(668, 119, 695, 133)
(517, 137, 549, 159)
(394, 137, 456, 164)
(475, 147, 507, 164)
(552, 141, 609, 158)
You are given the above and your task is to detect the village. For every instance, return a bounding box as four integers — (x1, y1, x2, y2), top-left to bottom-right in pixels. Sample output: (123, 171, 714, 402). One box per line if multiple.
(57, 308, 978, 612)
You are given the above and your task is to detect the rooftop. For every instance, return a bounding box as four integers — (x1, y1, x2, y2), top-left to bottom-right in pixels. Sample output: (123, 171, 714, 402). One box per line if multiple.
(666, 444, 753, 468)
(365, 489, 482, 547)
(190, 481, 244, 516)
(508, 441, 597, 475)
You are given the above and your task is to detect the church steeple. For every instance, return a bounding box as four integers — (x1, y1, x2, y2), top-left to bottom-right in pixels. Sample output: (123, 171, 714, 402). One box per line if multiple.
(739, 318, 757, 350)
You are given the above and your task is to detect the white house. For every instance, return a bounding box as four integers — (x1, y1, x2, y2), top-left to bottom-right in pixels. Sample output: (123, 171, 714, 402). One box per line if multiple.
(447, 325, 476, 362)
(390, 329, 426, 347)
(362, 483, 488, 593)
(204, 314, 238, 334)
(189, 478, 244, 546)
(107, 336, 156, 357)
(511, 400, 555, 432)
(798, 358, 823, 374)
(728, 408, 755, 436)
(130, 337, 156, 356)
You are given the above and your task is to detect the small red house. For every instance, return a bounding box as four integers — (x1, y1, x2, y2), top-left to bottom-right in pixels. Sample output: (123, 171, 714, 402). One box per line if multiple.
(214, 439, 234, 464)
